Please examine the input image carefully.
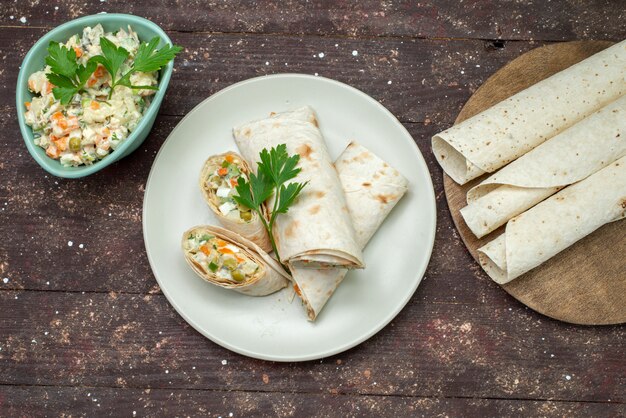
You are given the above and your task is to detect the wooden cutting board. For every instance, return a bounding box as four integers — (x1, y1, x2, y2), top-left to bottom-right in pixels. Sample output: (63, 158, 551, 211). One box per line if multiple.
(443, 40, 626, 325)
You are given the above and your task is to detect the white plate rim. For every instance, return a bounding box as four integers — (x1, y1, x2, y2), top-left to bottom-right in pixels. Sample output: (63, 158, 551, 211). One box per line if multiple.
(142, 73, 437, 361)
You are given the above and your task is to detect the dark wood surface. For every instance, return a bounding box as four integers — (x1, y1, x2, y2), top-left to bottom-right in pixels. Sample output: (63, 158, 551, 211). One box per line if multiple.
(1, 1, 624, 416)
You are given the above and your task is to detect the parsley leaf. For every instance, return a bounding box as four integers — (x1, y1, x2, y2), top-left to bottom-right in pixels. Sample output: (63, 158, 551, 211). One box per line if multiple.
(133, 37, 182, 73)
(45, 41, 77, 78)
(51, 86, 78, 105)
(46, 73, 76, 89)
(257, 144, 302, 186)
(92, 37, 129, 80)
(275, 182, 308, 214)
(234, 144, 307, 266)
(133, 37, 160, 70)
(233, 171, 273, 211)
(76, 60, 97, 86)
(44, 41, 93, 105)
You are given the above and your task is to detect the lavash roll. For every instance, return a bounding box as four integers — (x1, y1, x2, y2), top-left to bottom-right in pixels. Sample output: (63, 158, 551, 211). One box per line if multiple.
(432, 40, 626, 185)
(199, 152, 272, 252)
(461, 95, 626, 238)
(291, 142, 409, 320)
(478, 156, 626, 284)
(181, 225, 290, 296)
(233, 106, 364, 270)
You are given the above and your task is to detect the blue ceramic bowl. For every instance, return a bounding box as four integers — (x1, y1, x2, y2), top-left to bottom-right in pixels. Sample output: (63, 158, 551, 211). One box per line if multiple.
(16, 13, 176, 178)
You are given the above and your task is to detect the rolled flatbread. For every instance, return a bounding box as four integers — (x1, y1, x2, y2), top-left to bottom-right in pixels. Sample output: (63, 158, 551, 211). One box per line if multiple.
(233, 106, 364, 270)
(432, 40, 626, 185)
(181, 225, 289, 296)
(199, 152, 272, 252)
(291, 142, 409, 320)
(461, 96, 626, 238)
(478, 156, 626, 284)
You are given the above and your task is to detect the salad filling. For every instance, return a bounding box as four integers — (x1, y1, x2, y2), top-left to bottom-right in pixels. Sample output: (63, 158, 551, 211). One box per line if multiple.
(184, 232, 260, 283)
(203, 153, 255, 221)
(24, 25, 159, 166)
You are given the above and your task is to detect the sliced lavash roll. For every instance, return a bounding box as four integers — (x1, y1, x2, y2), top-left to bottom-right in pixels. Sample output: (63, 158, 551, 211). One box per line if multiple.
(432, 40, 626, 185)
(291, 142, 409, 320)
(233, 106, 364, 270)
(478, 156, 626, 285)
(461, 95, 626, 238)
(181, 225, 290, 296)
(199, 152, 272, 252)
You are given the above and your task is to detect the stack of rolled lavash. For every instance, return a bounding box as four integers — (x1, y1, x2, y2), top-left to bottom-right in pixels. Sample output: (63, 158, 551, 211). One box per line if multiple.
(432, 40, 626, 284)
(183, 106, 408, 320)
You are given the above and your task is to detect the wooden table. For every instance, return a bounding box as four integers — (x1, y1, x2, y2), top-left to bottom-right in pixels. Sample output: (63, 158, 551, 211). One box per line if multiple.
(1, 2, 624, 416)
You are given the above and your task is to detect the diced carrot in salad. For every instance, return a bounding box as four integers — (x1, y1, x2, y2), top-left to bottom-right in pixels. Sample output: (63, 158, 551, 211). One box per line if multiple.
(46, 144, 61, 159)
(93, 65, 107, 78)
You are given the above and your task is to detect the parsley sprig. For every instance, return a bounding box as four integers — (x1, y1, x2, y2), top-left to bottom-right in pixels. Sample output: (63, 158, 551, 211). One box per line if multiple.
(44, 35, 182, 104)
(233, 144, 308, 266)
(91, 36, 182, 99)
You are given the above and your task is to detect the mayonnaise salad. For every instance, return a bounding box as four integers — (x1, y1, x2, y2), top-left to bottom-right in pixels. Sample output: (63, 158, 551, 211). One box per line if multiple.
(24, 25, 158, 167)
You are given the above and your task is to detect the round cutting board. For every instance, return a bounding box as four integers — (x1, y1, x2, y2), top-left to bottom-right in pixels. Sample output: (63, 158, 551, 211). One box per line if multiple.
(443, 40, 626, 325)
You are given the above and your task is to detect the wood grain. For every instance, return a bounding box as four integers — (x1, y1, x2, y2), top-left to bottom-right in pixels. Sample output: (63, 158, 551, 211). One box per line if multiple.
(3, 386, 624, 418)
(1, 0, 624, 41)
(1, 291, 624, 402)
(443, 41, 626, 325)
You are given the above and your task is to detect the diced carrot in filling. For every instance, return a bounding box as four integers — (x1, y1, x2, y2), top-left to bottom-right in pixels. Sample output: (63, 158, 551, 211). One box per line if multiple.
(199, 245, 210, 255)
(90, 101, 100, 110)
(217, 167, 228, 176)
(225, 154, 234, 163)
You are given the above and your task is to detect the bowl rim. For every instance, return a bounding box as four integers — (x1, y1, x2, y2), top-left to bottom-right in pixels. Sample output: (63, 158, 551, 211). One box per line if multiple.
(16, 13, 175, 179)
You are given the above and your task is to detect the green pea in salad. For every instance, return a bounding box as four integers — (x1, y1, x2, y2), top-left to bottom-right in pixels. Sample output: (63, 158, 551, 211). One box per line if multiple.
(23, 24, 181, 167)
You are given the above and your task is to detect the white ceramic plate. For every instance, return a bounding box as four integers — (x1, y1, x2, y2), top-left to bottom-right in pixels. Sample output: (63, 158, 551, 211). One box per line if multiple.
(143, 74, 436, 361)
